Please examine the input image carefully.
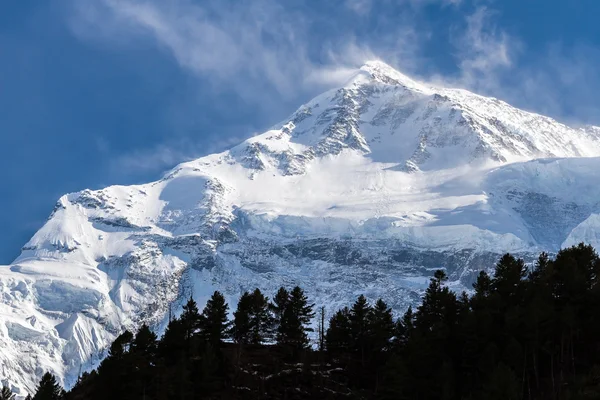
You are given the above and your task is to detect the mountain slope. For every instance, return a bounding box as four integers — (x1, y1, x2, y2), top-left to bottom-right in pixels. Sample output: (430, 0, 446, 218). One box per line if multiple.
(2, 61, 600, 396)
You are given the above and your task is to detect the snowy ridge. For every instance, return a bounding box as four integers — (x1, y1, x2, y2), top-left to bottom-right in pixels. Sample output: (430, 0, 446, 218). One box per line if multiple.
(2, 61, 600, 396)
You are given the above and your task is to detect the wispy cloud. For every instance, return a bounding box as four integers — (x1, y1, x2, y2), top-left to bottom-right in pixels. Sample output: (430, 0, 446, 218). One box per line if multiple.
(110, 133, 248, 177)
(437, 6, 600, 125)
(68, 0, 600, 176)
(68, 0, 449, 99)
(345, 0, 461, 15)
(70, 0, 372, 99)
(68, 0, 432, 174)
(456, 7, 516, 88)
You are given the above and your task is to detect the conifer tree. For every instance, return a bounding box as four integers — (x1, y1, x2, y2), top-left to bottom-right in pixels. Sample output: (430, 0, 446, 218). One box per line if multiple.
(0, 386, 15, 400)
(473, 270, 492, 299)
(200, 290, 231, 345)
(158, 317, 186, 363)
(231, 291, 253, 344)
(349, 295, 372, 362)
(131, 324, 158, 395)
(131, 324, 157, 356)
(416, 269, 457, 332)
(289, 286, 315, 331)
(368, 299, 395, 353)
(24, 395, 32, 400)
(326, 307, 351, 354)
(392, 305, 413, 348)
(249, 288, 275, 344)
(181, 296, 202, 340)
(32, 373, 63, 400)
(271, 287, 290, 343)
(278, 286, 315, 349)
(492, 254, 527, 304)
(232, 289, 274, 344)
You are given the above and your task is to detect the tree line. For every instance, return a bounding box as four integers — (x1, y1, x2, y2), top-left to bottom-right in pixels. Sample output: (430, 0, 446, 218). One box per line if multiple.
(9, 243, 600, 399)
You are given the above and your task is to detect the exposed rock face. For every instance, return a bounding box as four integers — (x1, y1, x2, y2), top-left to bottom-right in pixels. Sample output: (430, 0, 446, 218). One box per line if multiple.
(2, 61, 600, 396)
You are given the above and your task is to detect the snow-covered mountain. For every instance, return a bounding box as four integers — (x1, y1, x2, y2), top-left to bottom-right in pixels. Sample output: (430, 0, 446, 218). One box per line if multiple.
(3, 60, 600, 396)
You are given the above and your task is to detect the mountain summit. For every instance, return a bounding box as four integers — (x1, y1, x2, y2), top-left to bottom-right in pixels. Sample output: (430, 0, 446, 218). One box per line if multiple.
(2, 61, 600, 395)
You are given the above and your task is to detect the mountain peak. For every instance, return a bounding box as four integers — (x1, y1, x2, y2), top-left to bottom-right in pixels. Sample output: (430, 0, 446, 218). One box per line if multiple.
(357, 60, 431, 93)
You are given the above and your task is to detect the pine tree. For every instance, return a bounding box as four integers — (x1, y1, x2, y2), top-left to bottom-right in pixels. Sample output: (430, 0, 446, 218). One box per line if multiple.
(181, 296, 202, 340)
(410, 270, 459, 399)
(200, 290, 231, 345)
(473, 270, 492, 299)
(32, 373, 63, 400)
(326, 307, 351, 354)
(131, 324, 157, 355)
(278, 286, 315, 349)
(368, 299, 395, 353)
(130, 324, 158, 397)
(416, 269, 457, 332)
(158, 317, 186, 364)
(271, 287, 290, 343)
(349, 295, 372, 363)
(492, 254, 527, 304)
(0, 386, 15, 400)
(231, 291, 253, 344)
(232, 289, 274, 344)
(249, 288, 275, 344)
(24, 395, 32, 400)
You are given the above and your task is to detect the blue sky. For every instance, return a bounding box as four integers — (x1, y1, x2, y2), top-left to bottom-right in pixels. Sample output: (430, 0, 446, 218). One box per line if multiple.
(1, 0, 600, 263)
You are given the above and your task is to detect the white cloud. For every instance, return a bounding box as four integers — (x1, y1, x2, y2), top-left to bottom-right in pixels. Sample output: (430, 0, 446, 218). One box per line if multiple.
(69, 0, 447, 99)
(449, 6, 519, 93)
(111, 133, 248, 176)
(345, 0, 461, 15)
(345, 0, 373, 15)
(436, 6, 600, 125)
(69, 0, 600, 176)
(70, 0, 375, 100)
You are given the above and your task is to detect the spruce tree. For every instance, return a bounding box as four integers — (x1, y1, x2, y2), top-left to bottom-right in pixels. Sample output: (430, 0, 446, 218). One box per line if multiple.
(473, 270, 492, 299)
(249, 288, 275, 344)
(158, 317, 186, 364)
(181, 296, 202, 340)
(271, 287, 290, 343)
(200, 290, 231, 345)
(231, 289, 273, 344)
(492, 254, 527, 303)
(231, 291, 253, 344)
(326, 307, 351, 354)
(0, 386, 14, 400)
(32, 373, 63, 400)
(416, 269, 457, 332)
(349, 294, 372, 362)
(368, 299, 395, 353)
(279, 286, 315, 349)
(131, 324, 157, 356)
(131, 324, 158, 397)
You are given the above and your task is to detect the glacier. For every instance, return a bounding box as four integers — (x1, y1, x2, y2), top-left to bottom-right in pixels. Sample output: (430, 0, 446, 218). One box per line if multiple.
(2, 60, 600, 395)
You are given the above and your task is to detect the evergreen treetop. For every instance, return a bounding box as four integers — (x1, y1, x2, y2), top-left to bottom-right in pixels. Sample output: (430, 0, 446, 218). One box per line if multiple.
(32, 373, 63, 400)
(200, 290, 231, 345)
